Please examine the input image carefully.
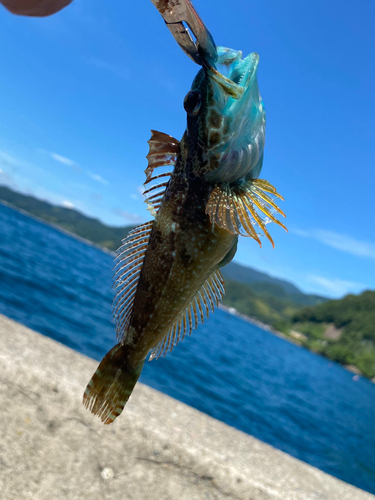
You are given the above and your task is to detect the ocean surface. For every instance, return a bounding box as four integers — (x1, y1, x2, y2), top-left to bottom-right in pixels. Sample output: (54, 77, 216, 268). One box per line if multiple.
(0, 201, 374, 494)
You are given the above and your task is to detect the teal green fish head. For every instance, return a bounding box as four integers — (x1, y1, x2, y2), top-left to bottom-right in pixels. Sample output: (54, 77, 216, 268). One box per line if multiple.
(184, 46, 266, 183)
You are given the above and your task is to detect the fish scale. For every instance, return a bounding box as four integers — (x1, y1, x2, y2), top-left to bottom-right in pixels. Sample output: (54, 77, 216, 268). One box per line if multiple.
(130, 178, 232, 344)
(83, 35, 286, 424)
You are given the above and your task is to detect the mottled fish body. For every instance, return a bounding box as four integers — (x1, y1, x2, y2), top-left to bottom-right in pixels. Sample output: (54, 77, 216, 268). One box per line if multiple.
(83, 46, 286, 424)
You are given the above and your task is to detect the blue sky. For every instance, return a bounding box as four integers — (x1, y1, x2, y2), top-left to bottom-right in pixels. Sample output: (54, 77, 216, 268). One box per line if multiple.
(0, 0, 374, 298)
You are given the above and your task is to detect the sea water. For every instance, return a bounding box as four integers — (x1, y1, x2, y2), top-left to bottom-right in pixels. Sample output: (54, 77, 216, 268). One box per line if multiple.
(0, 201, 374, 494)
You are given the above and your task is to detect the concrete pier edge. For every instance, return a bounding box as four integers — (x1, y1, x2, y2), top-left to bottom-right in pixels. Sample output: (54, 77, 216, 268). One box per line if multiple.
(0, 313, 373, 500)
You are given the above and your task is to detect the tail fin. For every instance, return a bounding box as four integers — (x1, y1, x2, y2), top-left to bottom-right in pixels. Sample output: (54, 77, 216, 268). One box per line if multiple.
(83, 344, 144, 424)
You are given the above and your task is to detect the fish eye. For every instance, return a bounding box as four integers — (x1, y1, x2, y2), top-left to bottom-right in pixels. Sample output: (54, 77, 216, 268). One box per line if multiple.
(183, 91, 202, 116)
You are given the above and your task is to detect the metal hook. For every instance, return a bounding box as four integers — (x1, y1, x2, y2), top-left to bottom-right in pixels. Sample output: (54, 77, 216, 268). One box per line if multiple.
(150, 0, 217, 66)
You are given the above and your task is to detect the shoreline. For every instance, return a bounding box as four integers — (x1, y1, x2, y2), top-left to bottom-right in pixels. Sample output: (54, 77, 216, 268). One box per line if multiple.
(1, 199, 372, 381)
(219, 304, 374, 381)
(1, 313, 373, 500)
(0, 199, 117, 256)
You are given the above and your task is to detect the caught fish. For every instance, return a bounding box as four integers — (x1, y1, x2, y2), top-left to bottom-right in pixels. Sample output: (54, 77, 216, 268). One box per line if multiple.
(83, 6, 286, 425)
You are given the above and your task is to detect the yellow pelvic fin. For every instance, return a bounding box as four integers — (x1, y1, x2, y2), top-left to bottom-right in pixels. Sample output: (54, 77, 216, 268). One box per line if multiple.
(205, 179, 287, 248)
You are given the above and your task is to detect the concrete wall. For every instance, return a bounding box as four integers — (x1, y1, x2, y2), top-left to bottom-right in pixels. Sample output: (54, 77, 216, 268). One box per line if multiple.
(0, 314, 373, 500)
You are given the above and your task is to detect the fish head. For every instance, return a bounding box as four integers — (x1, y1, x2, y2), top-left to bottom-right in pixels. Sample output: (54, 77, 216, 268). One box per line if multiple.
(184, 47, 266, 183)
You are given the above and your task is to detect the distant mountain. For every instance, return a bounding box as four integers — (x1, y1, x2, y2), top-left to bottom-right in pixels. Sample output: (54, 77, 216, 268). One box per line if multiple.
(2, 184, 373, 378)
(0, 186, 132, 251)
(0, 185, 323, 302)
(221, 262, 325, 307)
(291, 291, 375, 378)
(222, 279, 300, 327)
(0, 184, 324, 309)
(222, 261, 300, 294)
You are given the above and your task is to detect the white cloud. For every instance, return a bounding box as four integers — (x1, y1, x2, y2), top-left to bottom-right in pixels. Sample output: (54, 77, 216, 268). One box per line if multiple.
(0, 150, 21, 168)
(39, 149, 81, 171)
(62, 200, 75, 209)
(0, 168, 18, 189)
(293, 228, 374, 259)
(39, 149, 109, 185)
(130, 185, 145, 200)
(50, 152, 76, 167)
(112, 208, 143, 223)
(307, 274, 367, 297)
(292, 228, 309, 238)
(86, 171, 109, 185)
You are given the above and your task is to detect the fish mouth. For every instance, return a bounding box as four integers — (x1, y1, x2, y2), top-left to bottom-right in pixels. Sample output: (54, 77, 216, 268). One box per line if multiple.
(207, 48, 259, 100)
(203, 47, 266, 184)
(228, 52, 259, 91)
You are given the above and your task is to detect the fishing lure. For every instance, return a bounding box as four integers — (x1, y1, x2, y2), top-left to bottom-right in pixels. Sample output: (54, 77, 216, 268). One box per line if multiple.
(83, 0, 286, 424)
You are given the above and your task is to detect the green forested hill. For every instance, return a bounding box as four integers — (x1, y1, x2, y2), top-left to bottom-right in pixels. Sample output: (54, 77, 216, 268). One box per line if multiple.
(290, 291, 375, 378)
(0, 186, 132, 250)
(1, 185, 373, 378)
(222, 282, 375, 378)
(222, 279, 299, 327)
(0, 186, 322, 303)
(221, 262, 325, 307)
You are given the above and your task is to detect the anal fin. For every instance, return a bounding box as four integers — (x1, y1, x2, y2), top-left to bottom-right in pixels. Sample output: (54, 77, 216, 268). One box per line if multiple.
(149, 268, 225, 361)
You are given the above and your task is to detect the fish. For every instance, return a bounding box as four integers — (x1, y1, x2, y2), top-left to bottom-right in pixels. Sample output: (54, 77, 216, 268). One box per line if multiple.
(83, 45, 287, 424)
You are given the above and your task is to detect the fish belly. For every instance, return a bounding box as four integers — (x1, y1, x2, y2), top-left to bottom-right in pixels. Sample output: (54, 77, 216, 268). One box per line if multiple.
(128, 195, 235, 363)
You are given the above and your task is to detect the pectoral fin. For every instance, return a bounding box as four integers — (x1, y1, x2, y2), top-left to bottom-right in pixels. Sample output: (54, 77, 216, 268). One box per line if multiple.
(206, 179, 287, 248)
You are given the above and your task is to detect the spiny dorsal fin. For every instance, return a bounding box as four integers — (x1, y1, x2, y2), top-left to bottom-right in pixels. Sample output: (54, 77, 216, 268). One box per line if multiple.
(112, 221, 153, 342)
(146, 129, 180, 181)
(206, 178, 287, 248)
(149, 268, 225, 361)
(144, 130, 180, 216)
